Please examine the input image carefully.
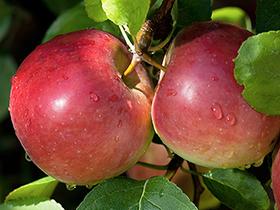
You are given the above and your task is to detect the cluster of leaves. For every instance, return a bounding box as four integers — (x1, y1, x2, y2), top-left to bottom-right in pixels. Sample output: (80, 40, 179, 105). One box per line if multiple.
(1, 0, 280, 209)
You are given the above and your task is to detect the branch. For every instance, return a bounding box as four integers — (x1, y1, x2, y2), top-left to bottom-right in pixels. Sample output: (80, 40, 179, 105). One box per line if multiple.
(136, 161, 169, 170)
(124, 0, 176, 76)
(164, 154, 184, 180)
(188, 162, 205, 207)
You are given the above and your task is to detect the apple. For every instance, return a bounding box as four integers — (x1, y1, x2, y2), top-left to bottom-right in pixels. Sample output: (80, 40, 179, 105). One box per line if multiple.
(9, 29, 154, 185)
(152, 21, 280, 168)
(127, 142, 220, 209)
(272, 149, 280, 208)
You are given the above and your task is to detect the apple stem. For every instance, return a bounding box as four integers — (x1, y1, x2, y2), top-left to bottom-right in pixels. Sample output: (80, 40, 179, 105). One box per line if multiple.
(164, 154, 184, 180)
(136, 161, 169, 170)
(123, 54, 141, 76)
(188, 162, 205, 207)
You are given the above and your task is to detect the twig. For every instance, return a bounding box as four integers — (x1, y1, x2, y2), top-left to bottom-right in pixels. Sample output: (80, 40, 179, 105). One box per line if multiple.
(164, 154, 184, 180)
(188, 162, 205, 207)
(123, 0, 176, 76)
(136, 161, 169, 170)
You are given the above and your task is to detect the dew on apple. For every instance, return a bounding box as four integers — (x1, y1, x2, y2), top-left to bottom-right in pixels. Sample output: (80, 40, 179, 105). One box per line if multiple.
(66, 184, 76, 191)
(252, 158, 264, 167)
(25, 153, 32, 162)
(210, 103, 223, 120)
(85, 184, 93, 189)
(89, 92, 99, 102)
(225, 113, 236, 126)
(62, 75, 69, 80)
(210, 76, 219, 81)
(117, 120, 122, 128)
(114, 136, 120, 142)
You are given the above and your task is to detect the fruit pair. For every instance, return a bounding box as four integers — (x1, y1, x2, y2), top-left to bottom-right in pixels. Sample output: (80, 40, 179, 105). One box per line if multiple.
(9, 22, 280, 186)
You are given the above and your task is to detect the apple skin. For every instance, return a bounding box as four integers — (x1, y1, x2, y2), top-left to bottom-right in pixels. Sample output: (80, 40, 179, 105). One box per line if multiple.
(272, 149, 280, 208)
(152, 21, 280, 168)
(9, 29, 153, 185)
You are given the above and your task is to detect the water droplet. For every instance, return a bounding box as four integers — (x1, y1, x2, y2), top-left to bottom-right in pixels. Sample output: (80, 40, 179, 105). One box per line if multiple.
(109, 94, 119, 102)
(253, 158, 264, 167)
(166, 89, 177, 96)
(159, 190, 164, 197)
(225, 113, 237, 126)
(117, 120, 122, 128)
(66, 184, 76, 191)
(114, 136, 120, 142)
(211, 103, 223, 119)
(244, 164, 251, 169)
(211, 76, 219, 81)
(127, 100, 133, 109)
(86, 185, 93, 189)
(89, 92, 99, 102)
(25, 153, 32, 162)
(11, 75, 18, 85)
(63, 75, 69, 80)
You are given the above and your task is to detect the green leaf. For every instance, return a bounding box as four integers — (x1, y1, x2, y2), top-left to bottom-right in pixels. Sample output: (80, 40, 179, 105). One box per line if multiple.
(84, 0, 108, 22)
(256, 0, 280, 33)
(5, 176, 58, 205)
(42, 0, 81, 14)
(203, 169, 270, 210)
(212, 7, 252, 30)
(0, 0, 12, 41)
(175, 0, 211, 29)
(0, 200, 64, 210)
(101, 0, 150, 36)
(148, 0, 163, 17)
(43, 3, 120, 42)
(0, 54, 16, 121)
(77, 176, 197, 210)
(234, 31, 280, 115)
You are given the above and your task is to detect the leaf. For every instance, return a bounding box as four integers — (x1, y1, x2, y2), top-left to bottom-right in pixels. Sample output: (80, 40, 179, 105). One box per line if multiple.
(0, 54, 16, 121)
(148, 0, 163, 17)
(234, 31, 280, 115)
(0, 200, 64, 210)
(203, 169, 270, 210)
(84, 0, 108, 22)
(0, 0, 12, 41)
(256, 0, 280, 33)
(43, 3, 120, 42)
(101, 0, 150, 36)
(211, 7, 252, 30)
(175, 0, 211, 29)
(77, 176, 197, 210)
(5, 176, 58, 205)
(42, 0, 81, 14)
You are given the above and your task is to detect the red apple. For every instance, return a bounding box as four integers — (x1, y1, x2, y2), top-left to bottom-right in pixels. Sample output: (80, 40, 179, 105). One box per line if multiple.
(152, 21, 280, 168)
(9, 29, 154, 185)
(272, 149, 280, 208)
